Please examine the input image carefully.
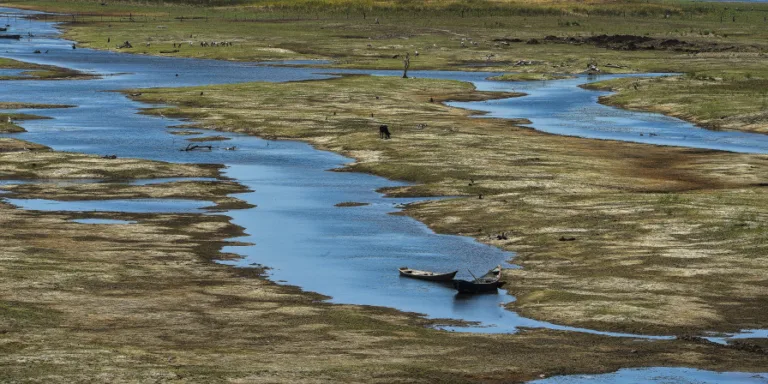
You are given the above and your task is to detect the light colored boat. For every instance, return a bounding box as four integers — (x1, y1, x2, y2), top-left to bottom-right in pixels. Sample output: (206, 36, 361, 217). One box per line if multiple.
(398, 267, 458, 282)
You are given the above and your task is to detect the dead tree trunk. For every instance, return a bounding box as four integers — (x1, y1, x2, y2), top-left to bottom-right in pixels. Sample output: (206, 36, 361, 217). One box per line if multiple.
(181, 143, 212, 151)
(402, 53, 410, 79)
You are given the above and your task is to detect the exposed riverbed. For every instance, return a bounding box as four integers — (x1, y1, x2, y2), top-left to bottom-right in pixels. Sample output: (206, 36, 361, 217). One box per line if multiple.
(1, 7, 766, 382)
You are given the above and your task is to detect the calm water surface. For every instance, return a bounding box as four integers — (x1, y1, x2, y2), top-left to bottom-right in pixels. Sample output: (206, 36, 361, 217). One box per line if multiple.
(1, 5, 766, 347)
(7, 198, 212, 213)
(530, 368, 768, 384)
(3, 7, 768, 383)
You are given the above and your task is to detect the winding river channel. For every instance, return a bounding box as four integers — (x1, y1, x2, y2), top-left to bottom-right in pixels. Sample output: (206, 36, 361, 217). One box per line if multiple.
(1, 7, 767, 383)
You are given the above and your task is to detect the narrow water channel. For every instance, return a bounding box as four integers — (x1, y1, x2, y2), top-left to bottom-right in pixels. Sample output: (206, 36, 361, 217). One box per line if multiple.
(1, 7, 767, 371)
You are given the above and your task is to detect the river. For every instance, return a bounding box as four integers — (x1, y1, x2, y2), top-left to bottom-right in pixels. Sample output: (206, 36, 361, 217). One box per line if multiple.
(1, 7, 766, 383)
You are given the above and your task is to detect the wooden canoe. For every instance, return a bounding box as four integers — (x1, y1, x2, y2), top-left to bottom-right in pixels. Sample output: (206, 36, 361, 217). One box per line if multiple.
(452, 265, 505, 294)
(399, 267, 458, 282)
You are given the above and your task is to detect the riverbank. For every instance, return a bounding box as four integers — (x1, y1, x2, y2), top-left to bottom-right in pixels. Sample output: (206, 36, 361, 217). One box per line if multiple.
(0, 113, 43, 133)
(0, 57, 94, 80)
(0, 136, 766, 382)
(127, 74, 768, 337)
(1, 2, 767, 381)
(488, 73, 575, 82)
(5, 0, 768, 136)
(0, 103, 75, 133)
(582, 75, 768, 135)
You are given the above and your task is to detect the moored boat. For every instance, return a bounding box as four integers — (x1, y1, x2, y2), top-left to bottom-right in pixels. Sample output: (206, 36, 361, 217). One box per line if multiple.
(398, 267, 458, 282)
(452, 265, 505, 294)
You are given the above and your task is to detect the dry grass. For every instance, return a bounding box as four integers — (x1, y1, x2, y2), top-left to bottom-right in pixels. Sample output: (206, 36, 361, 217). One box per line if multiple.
(0, 102, 75, 109)
(186, 135, 231, 142)
(0, 138, 49, 152)
(10, 0, 768, 134)
(584, 75, 768, 134)
(0, 138, 763, 383)
(128, 74, 768, 335)
(0, 142, 221, 179)
(3, 197, 765, 383)
(0, 180, 253, 209)
(0, 113, 51, 134)
(0, 58, 94, 80)
(1, 2, 767, 380)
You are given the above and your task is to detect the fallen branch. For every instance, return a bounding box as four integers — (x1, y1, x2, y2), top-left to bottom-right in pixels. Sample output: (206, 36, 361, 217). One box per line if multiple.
(181, 143, 212, 151)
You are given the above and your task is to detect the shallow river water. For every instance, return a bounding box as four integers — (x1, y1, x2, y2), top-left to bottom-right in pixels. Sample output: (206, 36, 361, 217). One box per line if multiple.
(1, 8, 766, 382)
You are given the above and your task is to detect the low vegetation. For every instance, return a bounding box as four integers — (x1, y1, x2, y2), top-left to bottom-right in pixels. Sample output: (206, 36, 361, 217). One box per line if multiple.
(583, 75, 768, 134)
(7, 0, 768, 132)
(128, 74, 768, 336)
(2, 0, 768, 380)
(0, 137, 48, 152)
(0, 102, 75, 109)
(1, 180, 252, 209)
(3, 193, 765, 382)
(0, 104, 74, 133)
(186, 134, 231, 142)
(0, 138, 765, 382)
(0, 141, 221, 179)
(0, 121, 763, 382)
(0, 113, 48, 133)
(0, 58, 93, 80)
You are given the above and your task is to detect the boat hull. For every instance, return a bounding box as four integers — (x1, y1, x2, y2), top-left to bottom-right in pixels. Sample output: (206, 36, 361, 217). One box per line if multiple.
(452, 265, 504, 293)
(452, 279, 503, 294)
(399, 268, 457, 282)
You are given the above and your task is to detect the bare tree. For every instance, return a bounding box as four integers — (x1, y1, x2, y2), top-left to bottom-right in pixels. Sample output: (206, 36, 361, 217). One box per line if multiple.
(402, 52, 410, 78)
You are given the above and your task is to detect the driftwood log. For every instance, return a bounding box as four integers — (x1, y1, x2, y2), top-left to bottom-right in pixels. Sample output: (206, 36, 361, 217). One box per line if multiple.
(181, 143, 212, 152)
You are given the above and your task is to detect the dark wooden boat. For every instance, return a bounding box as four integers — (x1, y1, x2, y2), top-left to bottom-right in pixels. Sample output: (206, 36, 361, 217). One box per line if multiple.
(0, 27, 7, 32)
(399, 267, 457, 282)
(0, 34, 21, 40)
(452, 265, 505, 294)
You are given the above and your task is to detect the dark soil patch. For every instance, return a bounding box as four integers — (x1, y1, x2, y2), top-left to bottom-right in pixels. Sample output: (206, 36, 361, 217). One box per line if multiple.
(539, 34, 751, 52)
(335, 201, 370, 207)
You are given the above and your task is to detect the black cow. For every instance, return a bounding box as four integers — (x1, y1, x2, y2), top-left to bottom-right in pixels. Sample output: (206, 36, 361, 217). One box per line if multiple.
(379, 124, 391, 139)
